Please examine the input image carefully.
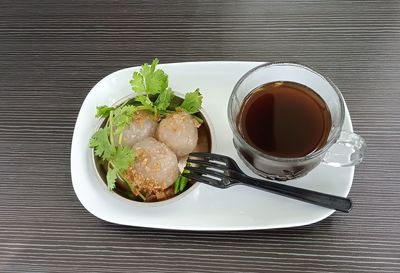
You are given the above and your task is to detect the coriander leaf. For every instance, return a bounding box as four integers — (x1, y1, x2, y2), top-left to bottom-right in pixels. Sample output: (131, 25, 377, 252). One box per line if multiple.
(106, 168, 118, 190)
(150, 57, 158, 72)
(135, 95, 154, 108)
(155, 87, 174, 111)
(130, 58, 168, 95)
(107, 147, 135, 192)
(96, 105, 115, 118)
(113, 105, 137, 135)
(89, 127, 114, 161)
(130, 72, 145, 93)
(178, 88, 203, 114)
(145, 69, 168, 94)
(113, 146, 136, 171)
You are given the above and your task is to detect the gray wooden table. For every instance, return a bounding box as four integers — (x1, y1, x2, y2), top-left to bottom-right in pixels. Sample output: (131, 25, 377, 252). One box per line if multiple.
(1, 0, 399, 272)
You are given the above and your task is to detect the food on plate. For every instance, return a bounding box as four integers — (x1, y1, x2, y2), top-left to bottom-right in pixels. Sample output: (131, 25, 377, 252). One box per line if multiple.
(89, 58, 211, 202)
(126, 137, 179, 201)
(156, 111, 199, 157)
(114, 110, 158, 147)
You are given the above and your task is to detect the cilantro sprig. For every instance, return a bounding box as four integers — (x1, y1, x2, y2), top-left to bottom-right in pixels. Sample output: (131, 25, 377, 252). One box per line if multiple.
(89, 106, 136, 190)
(178, 88, 203, 114)
(130, 58, 203, 117)
(129, 58, 174, 114)
(130, 58, 168, 95)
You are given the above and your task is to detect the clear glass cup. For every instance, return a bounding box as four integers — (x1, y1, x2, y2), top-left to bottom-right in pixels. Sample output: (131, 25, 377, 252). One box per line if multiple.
(228, 62, 366, 181)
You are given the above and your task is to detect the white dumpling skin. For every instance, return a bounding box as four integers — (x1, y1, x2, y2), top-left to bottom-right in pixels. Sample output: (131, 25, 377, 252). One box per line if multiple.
(117, 110, 158, 147)
(130, 137, 179, 190)
(155, 111, 198, 157)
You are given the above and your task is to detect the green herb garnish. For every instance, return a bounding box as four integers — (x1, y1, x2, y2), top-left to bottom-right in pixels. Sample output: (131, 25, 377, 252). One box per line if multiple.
(89, 125, 136, 190)
(130, 58, 203, 117)
(89, 127, 114, 161)
(95, 105, 115, 118)
(178, 88, 203, 114)
(130, 58, 168, 95)
(154, 87, 174, 111)
(90, 58, 203, 196)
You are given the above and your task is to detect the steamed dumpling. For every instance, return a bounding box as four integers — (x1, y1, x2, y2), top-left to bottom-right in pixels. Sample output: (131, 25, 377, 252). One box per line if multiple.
(116, 110, 158, 147)
(128, 137, 179, 190)
(155, 111, 198, 157)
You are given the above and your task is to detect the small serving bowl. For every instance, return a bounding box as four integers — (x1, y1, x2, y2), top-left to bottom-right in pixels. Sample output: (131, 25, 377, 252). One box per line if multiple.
(91, 93, 214, 203)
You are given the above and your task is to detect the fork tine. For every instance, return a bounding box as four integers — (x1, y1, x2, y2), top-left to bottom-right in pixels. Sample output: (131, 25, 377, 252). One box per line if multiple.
(186, 158, 229, 170)
(189, 152, 229, 163)
(185, 166, 226, 178)
(188, 152, 241, 171)
(184, 166, 240, 187)
(181, 172, 224, 188)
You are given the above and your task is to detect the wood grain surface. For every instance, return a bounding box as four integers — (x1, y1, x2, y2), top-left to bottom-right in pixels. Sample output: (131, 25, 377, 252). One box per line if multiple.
(1, 0, 400, 272)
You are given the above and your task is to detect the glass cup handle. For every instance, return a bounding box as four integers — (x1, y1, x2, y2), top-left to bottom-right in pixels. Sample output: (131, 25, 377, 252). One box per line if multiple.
(322, 131, 366, 167)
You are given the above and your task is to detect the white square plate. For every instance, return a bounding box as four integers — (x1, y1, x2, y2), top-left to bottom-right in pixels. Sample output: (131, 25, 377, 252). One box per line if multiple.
(71, 61, 354, 230)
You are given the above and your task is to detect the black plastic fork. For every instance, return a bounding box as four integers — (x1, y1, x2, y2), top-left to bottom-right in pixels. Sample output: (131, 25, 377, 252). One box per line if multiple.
(183, 152, 352, 213)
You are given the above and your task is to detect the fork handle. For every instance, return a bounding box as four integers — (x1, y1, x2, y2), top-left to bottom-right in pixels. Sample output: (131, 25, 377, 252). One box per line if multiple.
(237, 174, 352, 213)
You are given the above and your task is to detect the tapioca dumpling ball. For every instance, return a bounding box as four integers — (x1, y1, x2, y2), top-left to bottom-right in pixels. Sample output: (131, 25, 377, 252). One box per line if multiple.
(116, 110, 158, 147)
(128, 137, 179, 191)
(155, 111, 198, 157)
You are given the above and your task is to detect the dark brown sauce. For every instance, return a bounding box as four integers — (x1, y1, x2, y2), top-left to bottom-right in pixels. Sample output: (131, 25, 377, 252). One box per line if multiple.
(237, 81, 331, 158)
